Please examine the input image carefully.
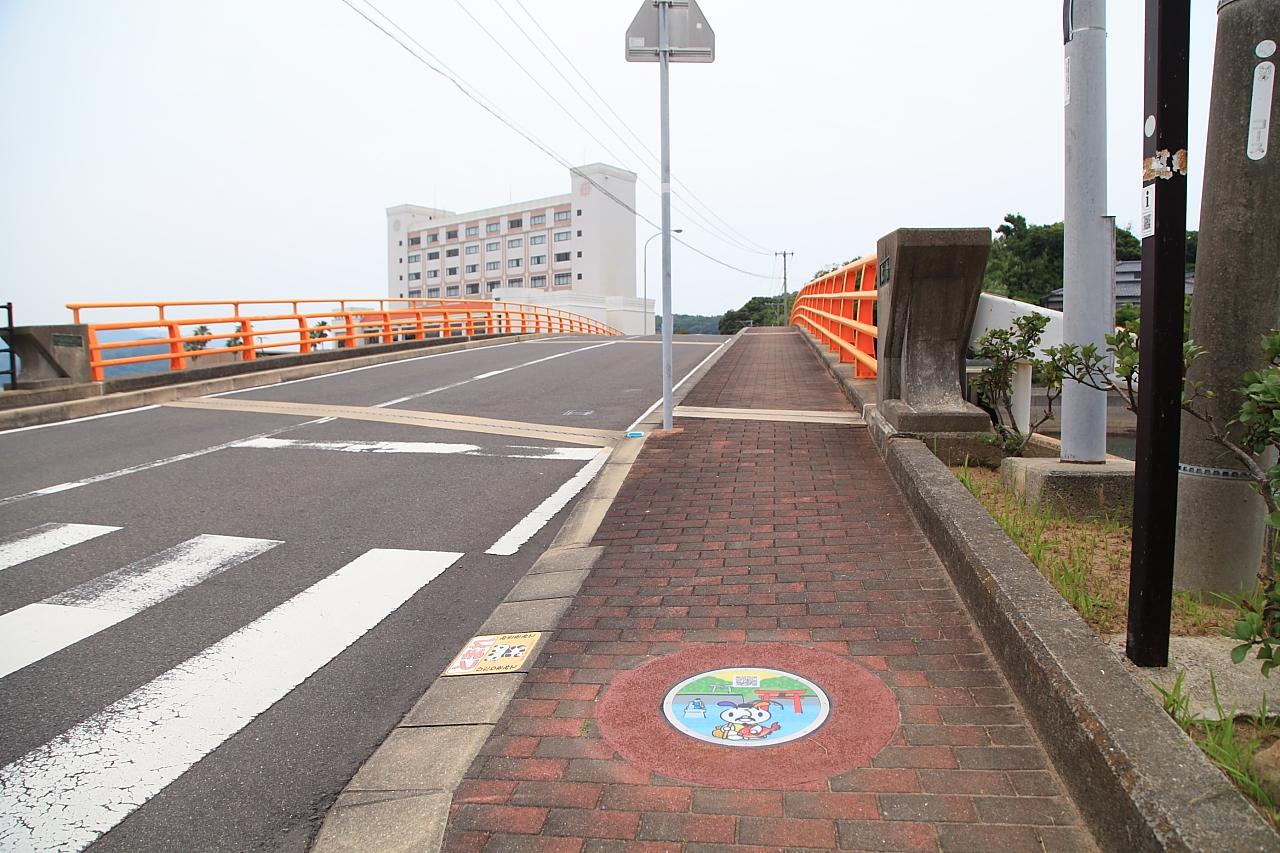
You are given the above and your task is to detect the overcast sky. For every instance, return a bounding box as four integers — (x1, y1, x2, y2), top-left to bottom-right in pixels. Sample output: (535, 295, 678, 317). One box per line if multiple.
(2, 1, 1221, 325)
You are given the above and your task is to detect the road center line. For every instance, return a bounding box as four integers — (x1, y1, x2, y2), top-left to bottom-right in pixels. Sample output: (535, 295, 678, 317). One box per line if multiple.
(0, 547, 463, 853)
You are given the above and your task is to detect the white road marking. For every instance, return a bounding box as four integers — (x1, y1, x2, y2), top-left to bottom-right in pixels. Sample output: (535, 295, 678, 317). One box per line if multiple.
(0, 523, 121, 573)
(373, 341, 616, 408)
(0, 535, 280, 679)
(0, 406, 162, 436)
(486, 448, 611, 556)
(0, 418, 328, 508)
(0, 547, 462, 853)
(234, 437, 599, 461)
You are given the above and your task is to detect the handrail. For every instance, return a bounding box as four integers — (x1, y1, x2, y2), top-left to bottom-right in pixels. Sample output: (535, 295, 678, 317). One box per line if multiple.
(69, 297, 621, 380)
(790, 255, 879, 378)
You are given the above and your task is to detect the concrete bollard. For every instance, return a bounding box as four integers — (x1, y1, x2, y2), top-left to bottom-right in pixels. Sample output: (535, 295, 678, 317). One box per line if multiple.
(0, 325, 93, 389)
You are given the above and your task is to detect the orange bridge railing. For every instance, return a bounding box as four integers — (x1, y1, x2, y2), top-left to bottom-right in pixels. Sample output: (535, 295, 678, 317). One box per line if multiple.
(69, 298, 620, 381)
(789, 255, 878, 378)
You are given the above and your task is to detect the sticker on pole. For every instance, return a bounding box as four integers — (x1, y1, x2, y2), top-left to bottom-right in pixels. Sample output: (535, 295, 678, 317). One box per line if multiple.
(444, 632, 543, 675)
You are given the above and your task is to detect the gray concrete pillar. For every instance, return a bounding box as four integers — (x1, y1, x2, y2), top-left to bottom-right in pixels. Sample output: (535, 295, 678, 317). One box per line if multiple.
(1173, 0, 1280, 595)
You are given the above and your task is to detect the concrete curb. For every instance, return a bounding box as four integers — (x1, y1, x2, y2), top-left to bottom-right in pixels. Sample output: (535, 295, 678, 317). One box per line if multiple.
(0, 333, 553, 431)
(881, 436, 1277, 852)
(308, 332, 743, 853)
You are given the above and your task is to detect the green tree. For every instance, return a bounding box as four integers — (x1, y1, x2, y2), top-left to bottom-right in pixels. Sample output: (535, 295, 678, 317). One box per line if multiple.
(718, 295, 793, 335)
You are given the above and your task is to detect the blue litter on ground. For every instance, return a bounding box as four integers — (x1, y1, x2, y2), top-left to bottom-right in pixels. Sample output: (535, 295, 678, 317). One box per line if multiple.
(625, 431, 644, 438)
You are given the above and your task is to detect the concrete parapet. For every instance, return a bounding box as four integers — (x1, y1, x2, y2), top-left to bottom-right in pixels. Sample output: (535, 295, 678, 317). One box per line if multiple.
(1001, 456, 1136, 522)
(0, 324, 92, 388)
(875, 228, 994, 434)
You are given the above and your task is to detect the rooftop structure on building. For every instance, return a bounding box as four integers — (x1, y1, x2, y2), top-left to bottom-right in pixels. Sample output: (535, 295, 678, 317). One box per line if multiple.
(387, 163, 651, 335)
(1040, 259, 1195, 312)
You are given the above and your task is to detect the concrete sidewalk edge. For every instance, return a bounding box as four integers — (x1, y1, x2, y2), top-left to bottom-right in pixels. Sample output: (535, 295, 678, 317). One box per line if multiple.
(0, 333, 557, 431)
(881, 435, 1276, 851)
(308, 331, 743, 853)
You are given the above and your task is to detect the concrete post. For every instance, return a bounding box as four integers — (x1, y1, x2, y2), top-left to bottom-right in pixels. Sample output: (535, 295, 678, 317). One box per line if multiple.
(1173, 0, 1280, 595)
(1062, 0, 1113, 463)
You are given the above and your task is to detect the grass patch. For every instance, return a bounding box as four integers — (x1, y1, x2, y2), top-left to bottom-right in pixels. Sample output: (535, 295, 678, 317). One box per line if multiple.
(953, 461, 1225, 636)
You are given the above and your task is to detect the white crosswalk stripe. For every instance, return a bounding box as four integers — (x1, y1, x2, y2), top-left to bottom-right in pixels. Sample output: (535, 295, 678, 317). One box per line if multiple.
(0, 523, 120, 573)
(0, 534, 280, 679)
(0, 546, 462, 853)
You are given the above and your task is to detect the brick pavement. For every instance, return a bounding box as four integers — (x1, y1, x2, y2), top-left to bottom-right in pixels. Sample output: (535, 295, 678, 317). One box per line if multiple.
(444, 329, 1096, 852)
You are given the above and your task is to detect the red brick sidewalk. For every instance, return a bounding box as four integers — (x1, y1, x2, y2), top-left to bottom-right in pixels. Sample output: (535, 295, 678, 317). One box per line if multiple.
(444, 329, 1095, 852)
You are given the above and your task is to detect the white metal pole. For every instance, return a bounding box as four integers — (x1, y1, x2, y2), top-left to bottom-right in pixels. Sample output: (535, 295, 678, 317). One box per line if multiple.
(1062, 0, 1112, 462)
(659, 0, 674, 430)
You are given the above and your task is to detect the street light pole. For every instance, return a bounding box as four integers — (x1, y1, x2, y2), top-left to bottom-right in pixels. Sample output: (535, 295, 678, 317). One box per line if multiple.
(643, 228, 681, 336)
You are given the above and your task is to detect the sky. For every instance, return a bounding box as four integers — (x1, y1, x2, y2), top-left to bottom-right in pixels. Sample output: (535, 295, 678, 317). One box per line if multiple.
(1, 1, 1222, 326)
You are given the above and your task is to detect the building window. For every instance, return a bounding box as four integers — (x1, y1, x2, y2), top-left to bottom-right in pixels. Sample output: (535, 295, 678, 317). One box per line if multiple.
(427, 250, 439, 260)
(467, 282, 480, 294)
(486, 240, 499, 252)
(426, 234, 438, 243)
(577, 251, 582, 258)
(508, 218, 522, 229)
(407, 253, 420, 263)
(465, 264, 479, 274)
(508, 258, 522, 269)
(554, 273, 571, 285)
(398, 240, 403, 246)
(486, 222, 500, 234)
(577, 209, 582, 216)
(427, 270, 440, 279)
(577, 273, 583, 280)
(398, 275, 403, 281)
(465, 225, 479, 237)
(408, 289, 421, 297)
(554, 252, 571, 262)
(554, 231, 571, 242)
(507, 237, 522, 249)
(446, 229, 458, 240)
(530, 254, 546, 265)
(446, 285, 460, 297)
(465, 244, 479, 255)
(530, 214, 546, 225)
(428, 287, 440, 297)
(446, 248, 459, 257)
(447, 266, 458, 276)
(530, 275, 547, 288)
(486, 260, 500, 271)
(507, 277, 523, 287)
(577, 230, 582, 237)
(487, 280, 501, 291)
(530, 234, 546, 245)
(554, 210, 570, 222)
(408, 237, 421, 246)
(398, 257, 403, 264)
(408, 272, 422, 281)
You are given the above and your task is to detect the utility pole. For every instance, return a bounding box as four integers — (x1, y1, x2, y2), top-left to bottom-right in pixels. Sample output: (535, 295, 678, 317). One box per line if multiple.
(1173, 0, 1280, 594)
(1062, 0, 1113, 464)
(1127, 0, 1191, 668)
(776, 251, 792, 326)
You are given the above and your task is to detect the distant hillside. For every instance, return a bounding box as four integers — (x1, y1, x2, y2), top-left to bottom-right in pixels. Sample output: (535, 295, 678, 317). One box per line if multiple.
(95, 330, 172, 378)
(655, 314, 720, 335)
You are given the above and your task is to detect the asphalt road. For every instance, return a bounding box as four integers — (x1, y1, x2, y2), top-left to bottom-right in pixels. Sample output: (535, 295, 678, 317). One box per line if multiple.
(0, 334, 727, 853)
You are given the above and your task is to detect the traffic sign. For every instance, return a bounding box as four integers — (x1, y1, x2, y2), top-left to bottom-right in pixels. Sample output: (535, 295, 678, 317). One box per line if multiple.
(626, 0, 715, 63)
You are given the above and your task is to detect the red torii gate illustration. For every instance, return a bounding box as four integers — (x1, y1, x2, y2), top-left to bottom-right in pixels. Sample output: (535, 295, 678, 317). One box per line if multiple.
(754, 688, 807, 714)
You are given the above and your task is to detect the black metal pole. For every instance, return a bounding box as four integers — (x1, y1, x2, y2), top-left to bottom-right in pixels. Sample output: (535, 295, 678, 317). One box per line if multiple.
(1126, 0, 1191, 667)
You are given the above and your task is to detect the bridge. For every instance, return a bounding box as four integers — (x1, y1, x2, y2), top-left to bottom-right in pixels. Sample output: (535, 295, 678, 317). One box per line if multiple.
(0, 233, 1268, 852)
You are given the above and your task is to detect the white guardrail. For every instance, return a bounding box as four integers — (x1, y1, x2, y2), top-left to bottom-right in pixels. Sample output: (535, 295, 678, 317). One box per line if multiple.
(969, 294, 1065, 434)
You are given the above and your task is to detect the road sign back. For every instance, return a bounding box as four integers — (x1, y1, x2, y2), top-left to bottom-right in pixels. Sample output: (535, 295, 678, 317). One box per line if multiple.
(626, 0, 715, 63)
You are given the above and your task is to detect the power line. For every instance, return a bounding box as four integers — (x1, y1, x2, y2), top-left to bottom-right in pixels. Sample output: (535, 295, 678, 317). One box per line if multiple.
(456, 0, 768, 258)
(337, 0, 775, 281)
(508, 0, 772, 255)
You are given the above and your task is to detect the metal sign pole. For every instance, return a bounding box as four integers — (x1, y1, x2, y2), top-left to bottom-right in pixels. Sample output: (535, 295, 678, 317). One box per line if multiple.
(659, 0, 675, 430)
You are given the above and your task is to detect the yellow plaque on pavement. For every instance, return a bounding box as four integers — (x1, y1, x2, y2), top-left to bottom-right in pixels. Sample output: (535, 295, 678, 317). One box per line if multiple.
(444, 632, 543, 676)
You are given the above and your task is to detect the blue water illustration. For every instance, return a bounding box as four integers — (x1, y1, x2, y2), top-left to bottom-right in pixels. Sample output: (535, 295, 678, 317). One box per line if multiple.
(671, 693, 825, 742)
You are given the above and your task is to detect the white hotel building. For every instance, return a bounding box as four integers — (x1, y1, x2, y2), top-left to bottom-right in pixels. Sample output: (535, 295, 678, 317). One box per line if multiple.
(387, 163, 651, 335)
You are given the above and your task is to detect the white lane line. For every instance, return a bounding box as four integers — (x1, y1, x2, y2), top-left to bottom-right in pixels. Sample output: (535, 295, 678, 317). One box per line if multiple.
(0, 524, 121, 573)
(0, 535, 280, 679)
(486, 448, 611, 556)
(372, 340, 617, 409)
(0, 406, 162, 437)
(626, 336, 732, 432)
(0, 418, 328, 508)
(234, 437, 599, 461)
(0, 547, 462, 853)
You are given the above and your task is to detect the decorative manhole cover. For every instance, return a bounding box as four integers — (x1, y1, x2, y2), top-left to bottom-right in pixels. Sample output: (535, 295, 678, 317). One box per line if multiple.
(597, 643, 900, 787)
(661, 667, 830, 747)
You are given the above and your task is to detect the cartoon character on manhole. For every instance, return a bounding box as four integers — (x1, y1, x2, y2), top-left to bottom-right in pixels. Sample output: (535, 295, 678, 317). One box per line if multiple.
(661, 667, 830, 747)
